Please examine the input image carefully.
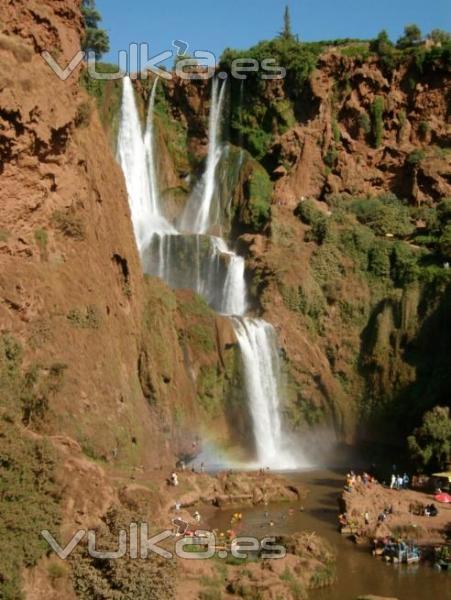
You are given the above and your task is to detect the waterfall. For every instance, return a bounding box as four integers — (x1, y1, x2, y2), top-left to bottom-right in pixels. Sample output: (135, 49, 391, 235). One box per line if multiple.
(144, 77, 160, 215)
(180, 79, 226, 234)
(118, 76, 175, 243)
(117, 76, 300, 469)
(232, 319, 296, 468)
(117, 76, 155, 252)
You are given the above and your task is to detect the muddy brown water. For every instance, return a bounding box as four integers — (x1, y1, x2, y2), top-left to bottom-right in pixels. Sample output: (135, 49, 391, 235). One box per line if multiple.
(209, 469, 448, 600)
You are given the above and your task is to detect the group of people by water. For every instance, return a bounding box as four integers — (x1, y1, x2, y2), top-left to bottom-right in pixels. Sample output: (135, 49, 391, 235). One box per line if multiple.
(344, 470, 376, 492)
(390, 473, 410, 490)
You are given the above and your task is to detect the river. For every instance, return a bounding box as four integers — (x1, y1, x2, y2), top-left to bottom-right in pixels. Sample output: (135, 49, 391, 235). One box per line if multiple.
(210, 469, 448, 600)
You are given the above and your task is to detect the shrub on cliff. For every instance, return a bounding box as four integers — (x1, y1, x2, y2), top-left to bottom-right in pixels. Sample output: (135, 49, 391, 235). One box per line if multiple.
(295, 200, 331, 245)
(439, 224, 451, 260)
(235, 161, 273, 231)
(371, 96, 385, 148)
(0, 334, 62, 599)
(71, 508, 176, 600)
(349, 195, 414, 238)
(408, 406, 451, 471)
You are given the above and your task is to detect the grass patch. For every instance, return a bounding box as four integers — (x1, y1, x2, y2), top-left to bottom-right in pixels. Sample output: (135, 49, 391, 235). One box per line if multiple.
(67, 305, 101, 329)
(52, 209, 85, 240)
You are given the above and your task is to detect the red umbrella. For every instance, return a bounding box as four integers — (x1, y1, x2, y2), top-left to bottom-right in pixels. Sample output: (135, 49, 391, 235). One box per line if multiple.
(434, 493, 451, 503)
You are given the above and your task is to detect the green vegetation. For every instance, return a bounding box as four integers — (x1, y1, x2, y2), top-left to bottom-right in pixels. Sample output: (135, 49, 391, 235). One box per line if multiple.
(0, 228, 9, 242)
(280, 566, 306, 599)
(52, 209, 85, 240)
(71, 508, 176, 599)
(187, 324, 216, 354)
(246, 163, 272, 230)
(80, 62, 123, 145)
(295, 199, 330, 244)
(81, 0, 109, 58)
(407, 149, 425, 165)
(67, 305, 101, 329)
(153, 84, 191, 174)
(407, 406, 451, 471)
(220, 36, 323, 158)
(397, 24, 422, 50)
(0, 334, 62, 599)
(418, 120, 429, 139)
(371, 96, 385, 148)
(340, 44, 371, 61)
(280, 5, 294, 41)
(34, 228, 48, 260)
(217, 25, 449, 165)
(349, 195, 414, 237)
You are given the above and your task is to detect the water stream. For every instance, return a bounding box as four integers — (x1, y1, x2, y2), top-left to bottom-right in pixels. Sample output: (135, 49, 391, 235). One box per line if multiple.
(117, 75, 301, 469)
(210, 469, 447, 600)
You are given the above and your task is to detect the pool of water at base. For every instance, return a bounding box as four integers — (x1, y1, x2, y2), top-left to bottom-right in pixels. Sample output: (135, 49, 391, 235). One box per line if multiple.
(209, 469, 448, 600)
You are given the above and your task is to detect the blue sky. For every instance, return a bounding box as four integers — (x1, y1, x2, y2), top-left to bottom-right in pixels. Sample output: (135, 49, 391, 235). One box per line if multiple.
(97, 0, 451, 63)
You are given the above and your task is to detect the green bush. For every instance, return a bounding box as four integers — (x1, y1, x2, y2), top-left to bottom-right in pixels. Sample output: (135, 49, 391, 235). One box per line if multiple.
(349, 195, 414, 237)
(437, 198, 451, 225)
(220, 37, 322, 158)
(340, 44, 370, 61)
(407, 149, 425, 165)
(52, 209, 85, 240)
(34, 229, 48, 260)
(296, 200, 330, 244)
(371, 96, 385, 148)
(370, 30, 394, 57)
(67, 305, 101, 329)
(358, 112, 371, 136)
(368, 241, 391, 278)
(0, 334, 62, 599)
(439, 224, 451, 260)
(418, 120, 429, 139)
(71, 508, 176, 600)
(295, 200, 325, 226)
(407, 406, 451, 471)
(247, 165, 272, 230)
(390, 242, 420, 285)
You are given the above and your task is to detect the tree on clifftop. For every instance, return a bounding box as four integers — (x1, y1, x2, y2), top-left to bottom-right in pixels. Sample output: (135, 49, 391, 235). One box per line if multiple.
(280, 5, 294, 40)
(396, 24, 422, 49)
(81, 0, 110, 59)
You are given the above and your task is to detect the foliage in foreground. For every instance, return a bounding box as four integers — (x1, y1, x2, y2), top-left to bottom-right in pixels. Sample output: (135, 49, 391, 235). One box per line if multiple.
(0, 334, 62, 599)
(71, 508, 177, 600)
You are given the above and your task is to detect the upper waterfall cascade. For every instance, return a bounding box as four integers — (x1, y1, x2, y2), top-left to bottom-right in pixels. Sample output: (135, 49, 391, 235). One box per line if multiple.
(117, 75, 301, 468)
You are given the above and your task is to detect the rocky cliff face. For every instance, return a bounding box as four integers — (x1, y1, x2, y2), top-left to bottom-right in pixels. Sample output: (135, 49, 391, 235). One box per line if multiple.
(0, 3, 248, 596)
(269, 50, 450, 206)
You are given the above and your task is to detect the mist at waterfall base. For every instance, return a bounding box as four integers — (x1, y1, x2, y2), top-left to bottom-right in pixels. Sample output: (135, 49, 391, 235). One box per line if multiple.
(117, 75, 316, 471)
